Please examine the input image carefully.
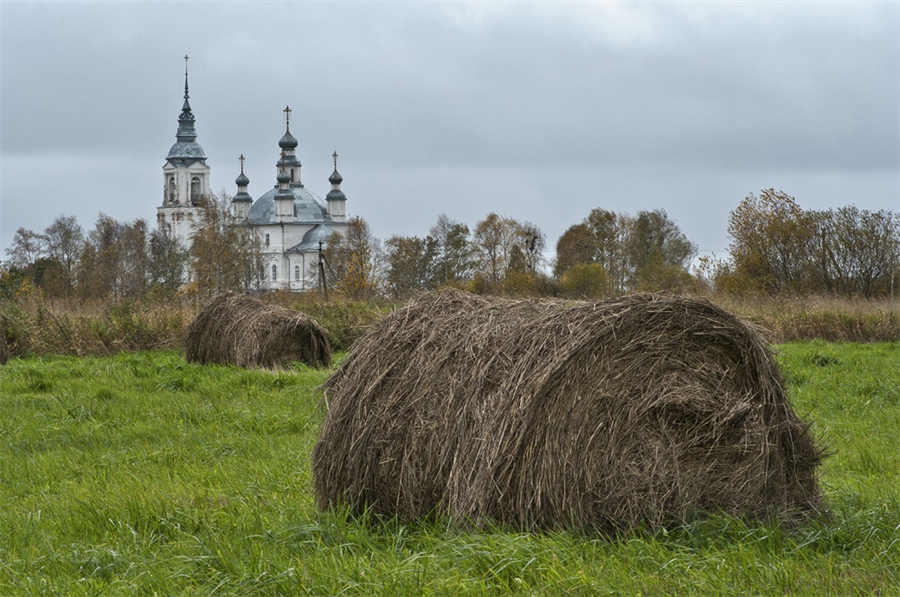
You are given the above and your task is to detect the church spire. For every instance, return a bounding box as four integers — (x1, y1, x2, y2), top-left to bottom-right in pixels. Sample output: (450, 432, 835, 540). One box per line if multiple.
(329, 151, 343, 185)
(176, 55, 198, 142)
(279, 105, 299, 151)
(232, 154, 253, 220)
(183, 55, 190, 104)
(277, 105, 302, 186)
(166, 54, 206, 165)
(274, 148, 295, 221)
(159, 54, 211, 246)
(326, 150, 347, 223)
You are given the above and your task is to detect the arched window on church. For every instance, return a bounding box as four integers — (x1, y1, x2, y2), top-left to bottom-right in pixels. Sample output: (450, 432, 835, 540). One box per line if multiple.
(271, 265, 277, 281)
(167, 176, 175, 204)
(190, 177, 201, 204)
(265, 233, 270, 247)
(294, 265, 300, 282)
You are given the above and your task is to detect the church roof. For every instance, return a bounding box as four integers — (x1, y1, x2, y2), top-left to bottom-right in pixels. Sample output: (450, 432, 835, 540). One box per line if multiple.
(246, 185, 329, 225)
(166, 141, 207, 164)
(288, 224, 337, 253)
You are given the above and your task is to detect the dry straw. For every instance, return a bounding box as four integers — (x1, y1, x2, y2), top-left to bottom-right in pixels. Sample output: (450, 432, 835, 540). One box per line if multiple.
(313, 288, 825, 534)
(184, 293, 332, 369)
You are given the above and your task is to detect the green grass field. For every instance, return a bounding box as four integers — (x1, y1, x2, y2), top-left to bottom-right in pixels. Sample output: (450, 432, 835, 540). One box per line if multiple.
(1, 343, 897, 596)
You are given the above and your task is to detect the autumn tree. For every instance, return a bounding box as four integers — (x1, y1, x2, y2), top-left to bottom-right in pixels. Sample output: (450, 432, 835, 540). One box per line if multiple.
(118, 219, 150, 298)
(809, 206, 899, 298)
(516, 221, 546, 273)
(585, 209, 627, 293)
(555, 207, 694, 295)
(190, 193, 262, 294)
(473, 213, 544, 289)
(324, 215, 382, 299)
(727, 190, 817, 294)
(429, 214, 475, 285)
(148, 224, 189, 293)
(6, 227, 46, 283)
(554, 223, 596, 278)
(77, 215, 118, 298)
(473, 213, 511, 285)
(724, 189, 900, 297)
(384, 234, 438, 297)
(625, 209, 696, 292)
(554, 209, 629, 294)
(76, 214, 150, 299)
(44, 214, 84, 296)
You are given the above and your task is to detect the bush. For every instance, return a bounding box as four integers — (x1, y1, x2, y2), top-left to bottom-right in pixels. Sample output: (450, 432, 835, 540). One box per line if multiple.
(560, 263, 609, 298)
(270, 292, 394, 351)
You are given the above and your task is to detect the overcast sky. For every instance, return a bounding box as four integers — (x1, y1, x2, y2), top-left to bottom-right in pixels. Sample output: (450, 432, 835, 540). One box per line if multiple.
(1, 1, 898, 267)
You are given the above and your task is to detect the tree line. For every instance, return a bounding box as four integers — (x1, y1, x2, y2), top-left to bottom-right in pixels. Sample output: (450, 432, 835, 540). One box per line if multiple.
(703, 189, 900, 298)
(1, 195, 263, 301)
(3, 189, 898, 301)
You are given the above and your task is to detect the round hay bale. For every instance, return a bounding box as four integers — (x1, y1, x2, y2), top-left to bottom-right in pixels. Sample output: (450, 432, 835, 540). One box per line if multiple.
(312, 288, 825, 534)
(184, 293, 332, 369)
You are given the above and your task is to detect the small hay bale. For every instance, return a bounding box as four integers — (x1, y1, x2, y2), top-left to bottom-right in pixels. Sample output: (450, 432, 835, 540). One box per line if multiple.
(184, 293, 332, 369)
(312, 288, 826, 534)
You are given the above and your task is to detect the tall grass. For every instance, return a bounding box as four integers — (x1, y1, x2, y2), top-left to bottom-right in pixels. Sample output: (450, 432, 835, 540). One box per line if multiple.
(2, 292, 898, 360)
(713, 294, 900, 343)
(0, 298, 190, 357)
(0, 343, 898, 595)
(0, 292, 392, 358)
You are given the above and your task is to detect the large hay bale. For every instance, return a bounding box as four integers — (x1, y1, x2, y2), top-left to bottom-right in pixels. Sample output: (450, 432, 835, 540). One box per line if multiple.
(313, 289, 825, 533)
(184, 293, 332, 369)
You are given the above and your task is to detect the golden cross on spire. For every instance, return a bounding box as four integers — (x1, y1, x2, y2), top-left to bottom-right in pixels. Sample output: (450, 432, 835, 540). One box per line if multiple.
(332, 151, 338, 169)
(239, 154, 245, 172)
(284, 105, 291, 128)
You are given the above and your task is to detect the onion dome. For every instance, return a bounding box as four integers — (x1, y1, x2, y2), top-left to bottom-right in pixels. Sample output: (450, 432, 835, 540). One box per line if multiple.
(327, 151, 346, 201)
(329, 159, 343, 185)
(233, 154, 253, 204)
(279, 105, 299, 150)
(279, 129, 298, 150)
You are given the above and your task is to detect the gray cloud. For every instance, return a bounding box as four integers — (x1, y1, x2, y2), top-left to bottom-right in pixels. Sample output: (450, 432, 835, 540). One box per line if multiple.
(2, 2, 897, 264)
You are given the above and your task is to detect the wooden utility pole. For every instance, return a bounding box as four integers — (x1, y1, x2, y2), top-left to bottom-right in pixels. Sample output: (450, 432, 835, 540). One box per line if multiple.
(318, 240, 329, 302)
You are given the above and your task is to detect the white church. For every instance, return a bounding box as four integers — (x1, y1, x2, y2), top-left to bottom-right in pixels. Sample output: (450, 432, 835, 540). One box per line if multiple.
(156, 58, 349, 292)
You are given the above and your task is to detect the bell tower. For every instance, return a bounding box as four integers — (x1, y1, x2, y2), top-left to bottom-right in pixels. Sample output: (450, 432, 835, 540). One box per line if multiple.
(157, 55, 211, 246)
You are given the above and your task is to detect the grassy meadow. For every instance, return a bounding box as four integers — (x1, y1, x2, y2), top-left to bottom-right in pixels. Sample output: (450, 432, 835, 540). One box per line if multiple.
(0, 343, 898, 596)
